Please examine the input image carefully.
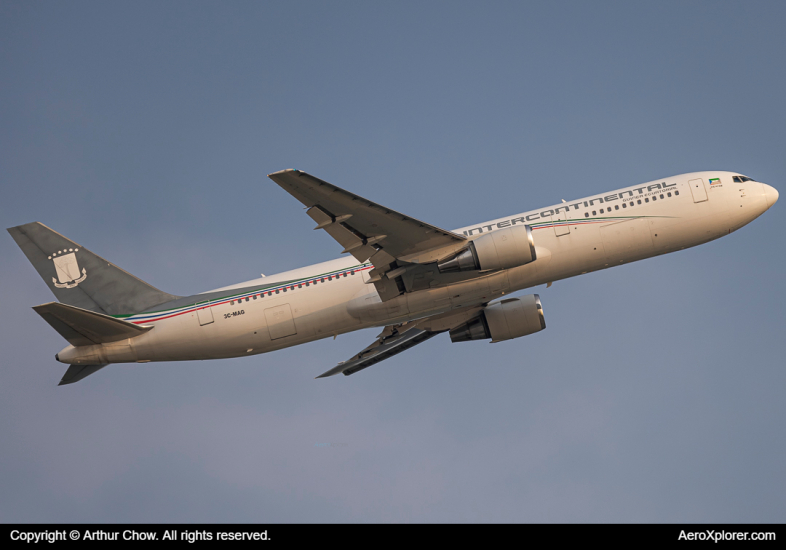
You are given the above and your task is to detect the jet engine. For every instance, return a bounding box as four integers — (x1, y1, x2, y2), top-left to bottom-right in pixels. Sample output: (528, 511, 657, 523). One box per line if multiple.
(449, 295, 545, 343)
(438, 225, 536, 273)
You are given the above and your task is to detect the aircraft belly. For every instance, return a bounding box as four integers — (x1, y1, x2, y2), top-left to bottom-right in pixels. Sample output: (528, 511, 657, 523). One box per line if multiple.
(405, 285, 451, 317)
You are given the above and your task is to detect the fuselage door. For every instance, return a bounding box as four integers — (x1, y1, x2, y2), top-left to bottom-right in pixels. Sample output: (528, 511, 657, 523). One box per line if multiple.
(196, 300, 214, 326)
(689, 178, 708, 203)
(265, 304, 297, 340)
(552, 208, 570, 236)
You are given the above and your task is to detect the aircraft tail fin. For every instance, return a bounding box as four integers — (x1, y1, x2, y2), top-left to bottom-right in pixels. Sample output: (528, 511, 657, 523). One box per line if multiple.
(7, 222, 179, 315)
(33, 302, 152, 347)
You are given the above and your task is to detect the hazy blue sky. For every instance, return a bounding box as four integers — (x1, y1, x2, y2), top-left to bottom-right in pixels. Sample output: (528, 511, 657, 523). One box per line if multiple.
(1, 1, 784, 522)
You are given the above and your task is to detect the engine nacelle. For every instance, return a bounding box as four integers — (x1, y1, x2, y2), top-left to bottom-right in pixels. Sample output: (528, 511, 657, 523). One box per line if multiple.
(449, 295, 546, 343)
(438, 225, 536, 273)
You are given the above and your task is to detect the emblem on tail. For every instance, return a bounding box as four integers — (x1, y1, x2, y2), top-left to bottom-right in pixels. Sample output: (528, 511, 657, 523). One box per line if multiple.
(49, 249, 87, 289)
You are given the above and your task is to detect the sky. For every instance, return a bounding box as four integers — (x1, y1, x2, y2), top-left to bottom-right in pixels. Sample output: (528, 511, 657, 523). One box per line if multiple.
(1, 1, 784, 522)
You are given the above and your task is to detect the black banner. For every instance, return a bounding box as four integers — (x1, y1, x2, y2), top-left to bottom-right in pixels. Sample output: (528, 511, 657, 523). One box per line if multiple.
(2, 524, 783, 545)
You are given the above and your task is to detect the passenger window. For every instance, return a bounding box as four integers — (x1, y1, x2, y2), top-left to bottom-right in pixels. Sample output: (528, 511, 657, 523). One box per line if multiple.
(622, 203, 627, 208)
(253, 295, 257, 300)
(637, 200, 641, 205)
(630, 202, 634, 207)
(615, 205, 619, 210)
(585, 212, 589, 217)
(652, 196, 657, 201)
(600, 208, 604, 213)
(592, 210, 597, 215)
(275, 289, 279, 294)
(675, 190, 679, 195)
(660, 194, 664, 199)
(667, 192, 671, 197)
(645, 198, 649, 202)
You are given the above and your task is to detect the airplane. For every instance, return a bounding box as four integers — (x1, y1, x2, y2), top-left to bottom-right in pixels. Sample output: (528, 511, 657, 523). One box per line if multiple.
(7, 170, 779, 385)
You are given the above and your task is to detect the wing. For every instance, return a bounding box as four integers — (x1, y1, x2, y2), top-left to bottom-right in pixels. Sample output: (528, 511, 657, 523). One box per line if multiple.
(268, 170, 468, 299)
(316, 305, 485, 378)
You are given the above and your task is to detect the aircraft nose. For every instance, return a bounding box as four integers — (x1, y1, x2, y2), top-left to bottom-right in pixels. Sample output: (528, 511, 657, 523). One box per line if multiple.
(762, 183, 779, 208)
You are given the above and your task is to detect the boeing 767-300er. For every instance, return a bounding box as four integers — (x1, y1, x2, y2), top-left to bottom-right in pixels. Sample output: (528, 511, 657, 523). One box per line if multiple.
(8, 170, 779, 385)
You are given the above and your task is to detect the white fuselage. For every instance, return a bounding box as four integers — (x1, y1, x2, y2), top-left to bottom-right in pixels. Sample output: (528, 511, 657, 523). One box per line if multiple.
(56, 171, 776, 367)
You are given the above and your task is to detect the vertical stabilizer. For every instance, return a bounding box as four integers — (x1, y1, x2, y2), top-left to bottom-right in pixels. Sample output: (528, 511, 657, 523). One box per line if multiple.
(7, 222, 179, 315)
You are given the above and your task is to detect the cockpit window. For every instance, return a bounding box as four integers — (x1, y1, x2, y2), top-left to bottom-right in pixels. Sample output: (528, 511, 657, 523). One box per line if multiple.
(733, 175, 756, 183)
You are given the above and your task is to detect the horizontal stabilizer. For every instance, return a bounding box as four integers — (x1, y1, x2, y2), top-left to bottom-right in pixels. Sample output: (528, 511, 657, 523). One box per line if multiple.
(59, 364, 107, 386)
(33, 302, 152, 347)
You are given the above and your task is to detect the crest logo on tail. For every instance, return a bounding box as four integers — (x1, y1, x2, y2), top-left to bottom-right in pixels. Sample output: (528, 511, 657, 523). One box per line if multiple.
(49, 249, 87, 289)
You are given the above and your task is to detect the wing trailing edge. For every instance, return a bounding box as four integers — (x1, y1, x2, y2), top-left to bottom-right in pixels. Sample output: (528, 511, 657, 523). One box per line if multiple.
(317, 305, 486, 378)
(317, 326, 443, 378)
